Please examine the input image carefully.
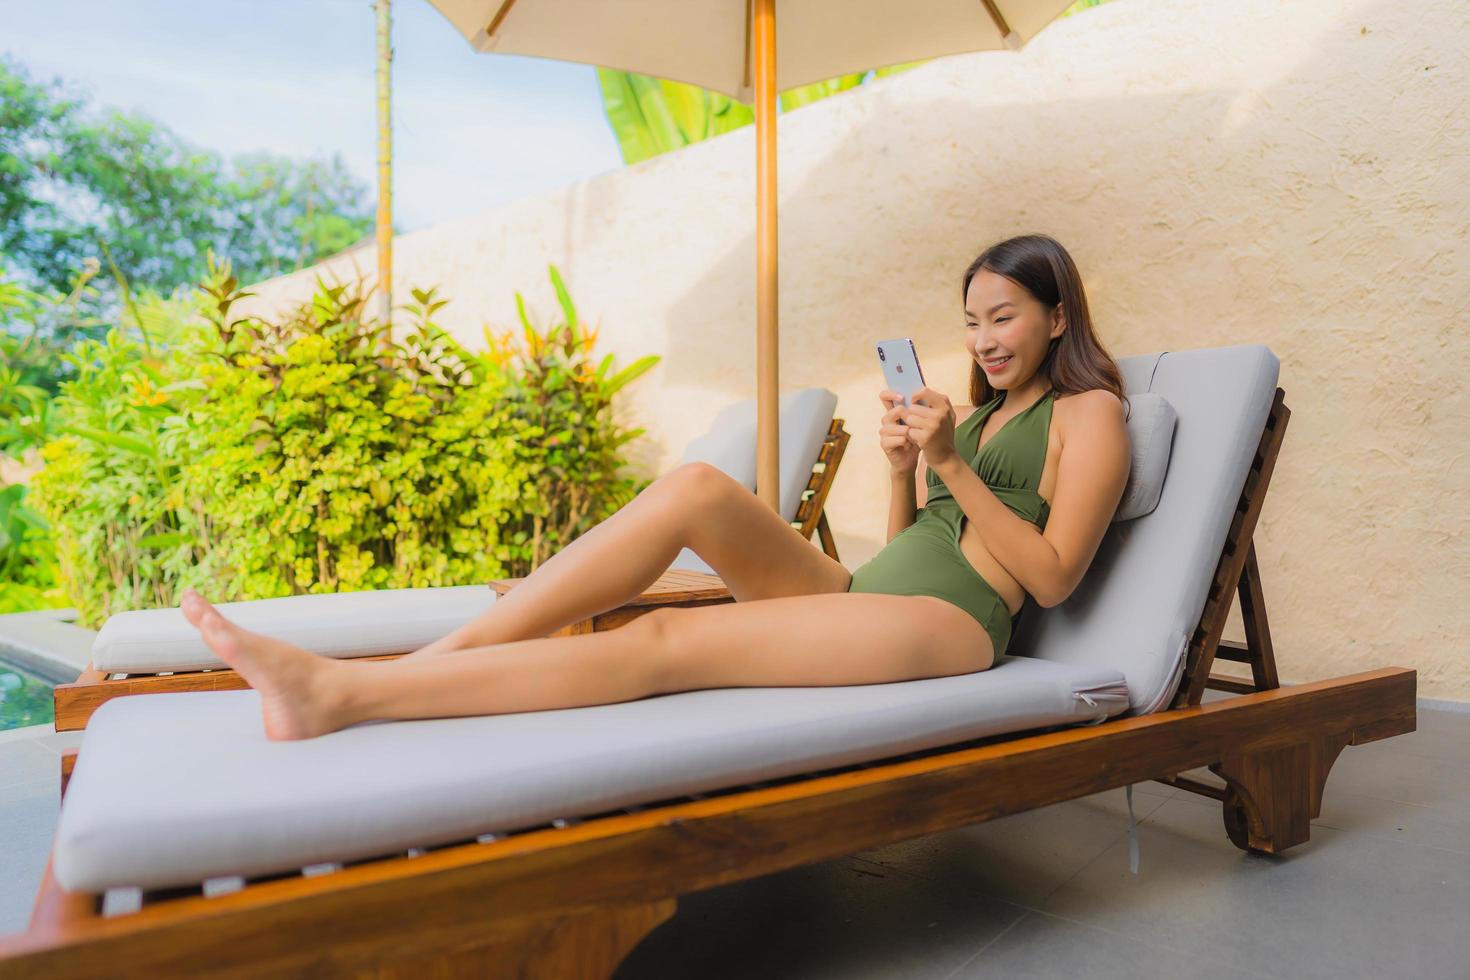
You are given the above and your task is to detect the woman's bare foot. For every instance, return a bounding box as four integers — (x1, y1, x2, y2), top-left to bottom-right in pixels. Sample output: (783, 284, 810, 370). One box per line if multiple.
(179, 588, 347, 741)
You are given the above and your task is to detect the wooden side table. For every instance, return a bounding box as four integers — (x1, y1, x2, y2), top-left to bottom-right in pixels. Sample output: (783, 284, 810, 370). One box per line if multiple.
(488, 568, 736, 636)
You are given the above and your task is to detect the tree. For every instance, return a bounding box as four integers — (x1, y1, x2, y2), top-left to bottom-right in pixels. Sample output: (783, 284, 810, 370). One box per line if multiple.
(0, 56, 375, 313)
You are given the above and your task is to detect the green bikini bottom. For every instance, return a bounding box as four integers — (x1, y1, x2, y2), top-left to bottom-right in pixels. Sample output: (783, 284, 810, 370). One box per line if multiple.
(846, 503, 1014, 658)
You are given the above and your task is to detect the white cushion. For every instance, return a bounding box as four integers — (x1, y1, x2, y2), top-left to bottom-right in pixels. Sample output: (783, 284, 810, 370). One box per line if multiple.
(670, 386, 838, 574)
(91, 586, 497, 674)
(1011, 344, 1280, 715)
(53, 654, 1128, 892)
(1115, 391, 1177, 522)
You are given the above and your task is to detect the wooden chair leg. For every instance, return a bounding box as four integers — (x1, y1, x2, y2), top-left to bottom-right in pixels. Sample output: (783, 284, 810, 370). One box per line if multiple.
(816, 511, 839, 561)
(1210, 734, 1348, 854)
(1203, 541, 1283, 698)
(1237, 541, 1279, 690)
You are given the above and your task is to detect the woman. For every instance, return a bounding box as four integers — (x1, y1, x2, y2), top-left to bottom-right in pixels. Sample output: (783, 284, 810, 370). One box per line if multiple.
(180, 233, 1132, 741)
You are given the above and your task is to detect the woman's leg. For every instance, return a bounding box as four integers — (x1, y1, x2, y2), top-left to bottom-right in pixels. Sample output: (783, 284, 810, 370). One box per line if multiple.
(404, 462, 851, 659)
(179, 585, 992, 742)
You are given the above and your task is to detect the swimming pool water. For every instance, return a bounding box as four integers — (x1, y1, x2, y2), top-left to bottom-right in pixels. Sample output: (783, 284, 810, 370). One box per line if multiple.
(0, 661, 54, 731)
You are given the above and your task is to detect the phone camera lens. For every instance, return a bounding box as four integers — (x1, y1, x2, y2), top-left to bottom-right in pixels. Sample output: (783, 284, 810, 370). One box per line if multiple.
(878, 349, 886, 361)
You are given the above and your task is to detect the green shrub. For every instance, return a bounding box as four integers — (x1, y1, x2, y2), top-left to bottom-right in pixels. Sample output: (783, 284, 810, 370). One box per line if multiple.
(0, 259, 123, 613)
(174, 269, 528, 600)
(0, 482, 64, 613)
(487, 267, 659, 571)
(27, 290, 210, 622)
(29, 257, 661, 627)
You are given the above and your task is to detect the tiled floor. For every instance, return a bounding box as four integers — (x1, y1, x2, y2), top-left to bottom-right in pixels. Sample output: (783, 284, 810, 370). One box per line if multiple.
(2, 708, 1466, 979)
(0, 726, 81, 934)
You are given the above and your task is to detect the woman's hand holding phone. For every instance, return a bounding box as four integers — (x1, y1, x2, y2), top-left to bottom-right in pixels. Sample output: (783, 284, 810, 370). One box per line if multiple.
(883, 385, 959, 472)
(875, 339, 954, 473)
(878, 390, 922, 474)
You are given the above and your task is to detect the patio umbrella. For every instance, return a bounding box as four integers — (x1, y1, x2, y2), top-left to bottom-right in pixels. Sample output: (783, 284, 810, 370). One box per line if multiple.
(425, 0, 1078, 512)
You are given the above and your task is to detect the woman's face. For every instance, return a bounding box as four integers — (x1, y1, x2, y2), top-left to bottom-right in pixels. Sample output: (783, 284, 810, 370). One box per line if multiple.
(964, 269, 1064, 391)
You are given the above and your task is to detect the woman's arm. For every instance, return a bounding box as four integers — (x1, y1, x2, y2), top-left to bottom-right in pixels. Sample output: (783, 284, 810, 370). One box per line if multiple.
(885, 468, 918, 543)
(911, 404, 975, 508)
(914, 449, 929, 511)
(886, 405, 974, 543)
(928, 390, 1129, 607)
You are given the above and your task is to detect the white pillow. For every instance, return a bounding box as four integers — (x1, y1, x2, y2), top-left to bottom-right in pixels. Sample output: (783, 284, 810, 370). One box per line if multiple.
(91, 585, 497, 674)
(1115, 391, 1177, 522)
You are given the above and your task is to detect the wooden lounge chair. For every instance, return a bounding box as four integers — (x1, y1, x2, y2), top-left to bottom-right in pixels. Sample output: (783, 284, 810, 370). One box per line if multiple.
(0, 346, 1417, 979)
(49, 395, 851, 732)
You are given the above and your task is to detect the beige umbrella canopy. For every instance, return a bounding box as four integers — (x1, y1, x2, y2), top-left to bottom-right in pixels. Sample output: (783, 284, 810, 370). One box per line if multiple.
(426, 0, 1077, 512)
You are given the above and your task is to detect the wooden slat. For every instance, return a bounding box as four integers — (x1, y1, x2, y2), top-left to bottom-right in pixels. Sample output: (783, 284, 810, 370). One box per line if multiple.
(1206, 674, 1260, 695)
(1213, 640, 1254, 664)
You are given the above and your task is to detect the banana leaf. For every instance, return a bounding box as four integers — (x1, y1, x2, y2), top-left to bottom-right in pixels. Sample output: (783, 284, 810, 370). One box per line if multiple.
(779, 72, 867, 111)
(599, 61, 931, 165)
(597, 68, 685, 164)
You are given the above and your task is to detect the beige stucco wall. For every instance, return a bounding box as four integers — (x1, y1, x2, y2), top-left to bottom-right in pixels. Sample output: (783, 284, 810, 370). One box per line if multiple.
(244, 0, 1470, 700)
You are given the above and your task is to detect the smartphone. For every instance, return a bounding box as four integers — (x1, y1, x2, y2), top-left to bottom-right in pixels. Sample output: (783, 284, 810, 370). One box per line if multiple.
(876, 338, 927, 424)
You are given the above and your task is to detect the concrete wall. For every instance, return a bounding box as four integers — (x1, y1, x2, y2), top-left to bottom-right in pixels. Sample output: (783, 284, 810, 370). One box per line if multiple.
(244, 0, 1470, 700)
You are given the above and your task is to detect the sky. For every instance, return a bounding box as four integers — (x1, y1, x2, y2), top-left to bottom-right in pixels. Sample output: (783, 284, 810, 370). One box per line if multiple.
(2, 0, 629, 232)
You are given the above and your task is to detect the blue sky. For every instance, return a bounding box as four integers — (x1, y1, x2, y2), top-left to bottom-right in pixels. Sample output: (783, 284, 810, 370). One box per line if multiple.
(3, 0, 628, 232)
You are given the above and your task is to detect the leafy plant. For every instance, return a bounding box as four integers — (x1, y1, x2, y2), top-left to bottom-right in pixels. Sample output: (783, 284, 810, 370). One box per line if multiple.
(28, 257, 661, 626)
(170, 261, 526, 601)
(0, 259, 111, 456)
(0, 481, 63, 614)
(0, 259, 126, 613)
(486, 265, 660, 570)
(26, 286, 209, 622)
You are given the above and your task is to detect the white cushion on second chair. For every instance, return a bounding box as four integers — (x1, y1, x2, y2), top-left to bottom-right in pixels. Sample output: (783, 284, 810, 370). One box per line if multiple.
(676, 386, 838, 522)
(670, 386, 838, 575)
(91, 585, 498, 674)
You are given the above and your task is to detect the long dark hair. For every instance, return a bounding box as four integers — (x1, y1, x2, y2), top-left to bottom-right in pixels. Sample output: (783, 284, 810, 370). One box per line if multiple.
(962, 234, 1127, 415)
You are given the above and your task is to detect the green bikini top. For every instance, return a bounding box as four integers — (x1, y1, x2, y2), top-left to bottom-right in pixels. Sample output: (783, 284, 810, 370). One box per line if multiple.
(923, 387, 1056, 530)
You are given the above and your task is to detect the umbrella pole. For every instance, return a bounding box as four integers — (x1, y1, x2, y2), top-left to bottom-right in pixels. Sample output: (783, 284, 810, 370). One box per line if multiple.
(375, 0, 394, 336)
(753, 0, 779, 513)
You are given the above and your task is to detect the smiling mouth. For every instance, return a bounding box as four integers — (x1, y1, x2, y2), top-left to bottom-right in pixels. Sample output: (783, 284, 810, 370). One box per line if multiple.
(983, 355, 1013, 367)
